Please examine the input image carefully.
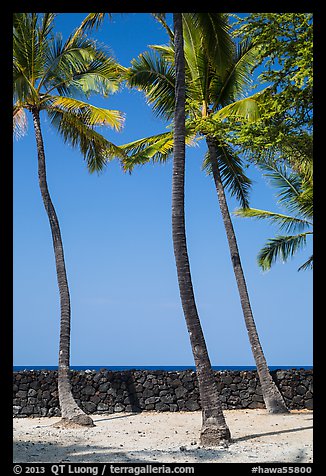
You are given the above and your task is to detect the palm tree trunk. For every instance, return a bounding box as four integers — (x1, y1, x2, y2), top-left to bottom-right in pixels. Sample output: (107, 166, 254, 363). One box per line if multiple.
(31, 108, 94, 426)
(173, 14, 231, 446)
(206, 135, 288, 414)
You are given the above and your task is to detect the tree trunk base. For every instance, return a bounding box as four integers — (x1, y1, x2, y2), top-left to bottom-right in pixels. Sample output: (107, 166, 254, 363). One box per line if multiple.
(265, 399, 290, 414)
(53, 414, 95, 428)
(200, 425, 231, 447)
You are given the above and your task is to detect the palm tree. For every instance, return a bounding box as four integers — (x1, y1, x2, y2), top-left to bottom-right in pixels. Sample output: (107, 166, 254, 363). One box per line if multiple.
(71, 11, 232, 445)
(13, 13, 125, 426)
(172, 12, 231, 446)
(121, 13, 288, 413)
(234, 160, 313, 271)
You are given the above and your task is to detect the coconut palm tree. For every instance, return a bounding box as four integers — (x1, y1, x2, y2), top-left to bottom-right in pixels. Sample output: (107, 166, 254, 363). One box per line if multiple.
(234, 159, 313, 271)
(13, 13, 125, 426)
(121, 13, 288, 413)
(70, 11, 232, 445)
(172, 12, 231, 446)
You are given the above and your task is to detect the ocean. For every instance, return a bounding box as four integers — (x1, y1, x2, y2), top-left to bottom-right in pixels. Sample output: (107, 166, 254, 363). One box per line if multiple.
(13, 365, 313, 372)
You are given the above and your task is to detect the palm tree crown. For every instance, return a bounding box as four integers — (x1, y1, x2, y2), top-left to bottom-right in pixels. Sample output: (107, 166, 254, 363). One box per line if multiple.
(13, 12, 125, 172)
(121, 13, 265, 208)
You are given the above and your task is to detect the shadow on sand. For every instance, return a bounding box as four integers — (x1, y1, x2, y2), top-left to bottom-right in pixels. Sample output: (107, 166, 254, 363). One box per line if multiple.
(233, 424, 313, 444)
(13, 439, 223, 463)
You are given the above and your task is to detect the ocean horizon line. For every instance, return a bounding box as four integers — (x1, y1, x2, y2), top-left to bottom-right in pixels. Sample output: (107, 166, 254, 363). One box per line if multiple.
(13, 365, 313, 372)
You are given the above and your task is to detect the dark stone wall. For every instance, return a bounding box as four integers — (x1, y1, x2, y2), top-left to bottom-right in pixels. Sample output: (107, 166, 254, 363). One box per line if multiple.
(13, 368, 313, 417)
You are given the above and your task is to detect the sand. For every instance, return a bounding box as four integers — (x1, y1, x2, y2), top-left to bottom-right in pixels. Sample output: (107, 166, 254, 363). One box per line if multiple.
(13, 409, 313, 464)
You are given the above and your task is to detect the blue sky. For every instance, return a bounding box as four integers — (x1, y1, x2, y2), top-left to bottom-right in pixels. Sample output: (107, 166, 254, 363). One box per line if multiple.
(13, 13, 313, 367)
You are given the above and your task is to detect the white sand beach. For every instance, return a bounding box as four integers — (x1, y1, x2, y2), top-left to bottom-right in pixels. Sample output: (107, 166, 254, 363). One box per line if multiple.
(13, 409, 313, 464)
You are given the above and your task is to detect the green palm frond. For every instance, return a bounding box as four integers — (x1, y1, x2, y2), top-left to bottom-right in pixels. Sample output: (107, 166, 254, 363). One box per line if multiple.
(13, 13, 48, 104)
(13, 61, 38, 104)
(257, 160, 303, 215)
(297, 185, 313, 218)
(290, 144, 313, 182)
(13, 12, 55, 79)
(72, 52, 125, 97)
(121, 132, 174, 171)
(78, 13, 109, 30)
(13, 13, 46, 86)
(258, 232, 312, 271)
(43, 36, 124, 98)
(127, 50, 176, 120)
(213, 96, 261, 123)
(68, 13, 109, 45)
(214, 40, 259, 108)
(47, 107, 125, 173)
(121, 127, 199, 171)
(152, 14, 174, 42)
(150, 44, 175, 63)
(298, 255, 313, 272)
(39, 34, 97, 96)
(203, 142, 251, 208)
(234, 207, 312, 233)
(150, 40, 209, 108)
(38, 13, 56, 41)
(46, 96, 124, 131)
(182, 14, 210, 103)
(188, 13, 234, 74)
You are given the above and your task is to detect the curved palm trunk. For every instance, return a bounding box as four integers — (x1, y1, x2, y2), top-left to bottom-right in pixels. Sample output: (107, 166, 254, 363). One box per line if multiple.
(206, 135, 288, 414)
(31, 109, 94, 426)
(173, 14, 231, 446)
